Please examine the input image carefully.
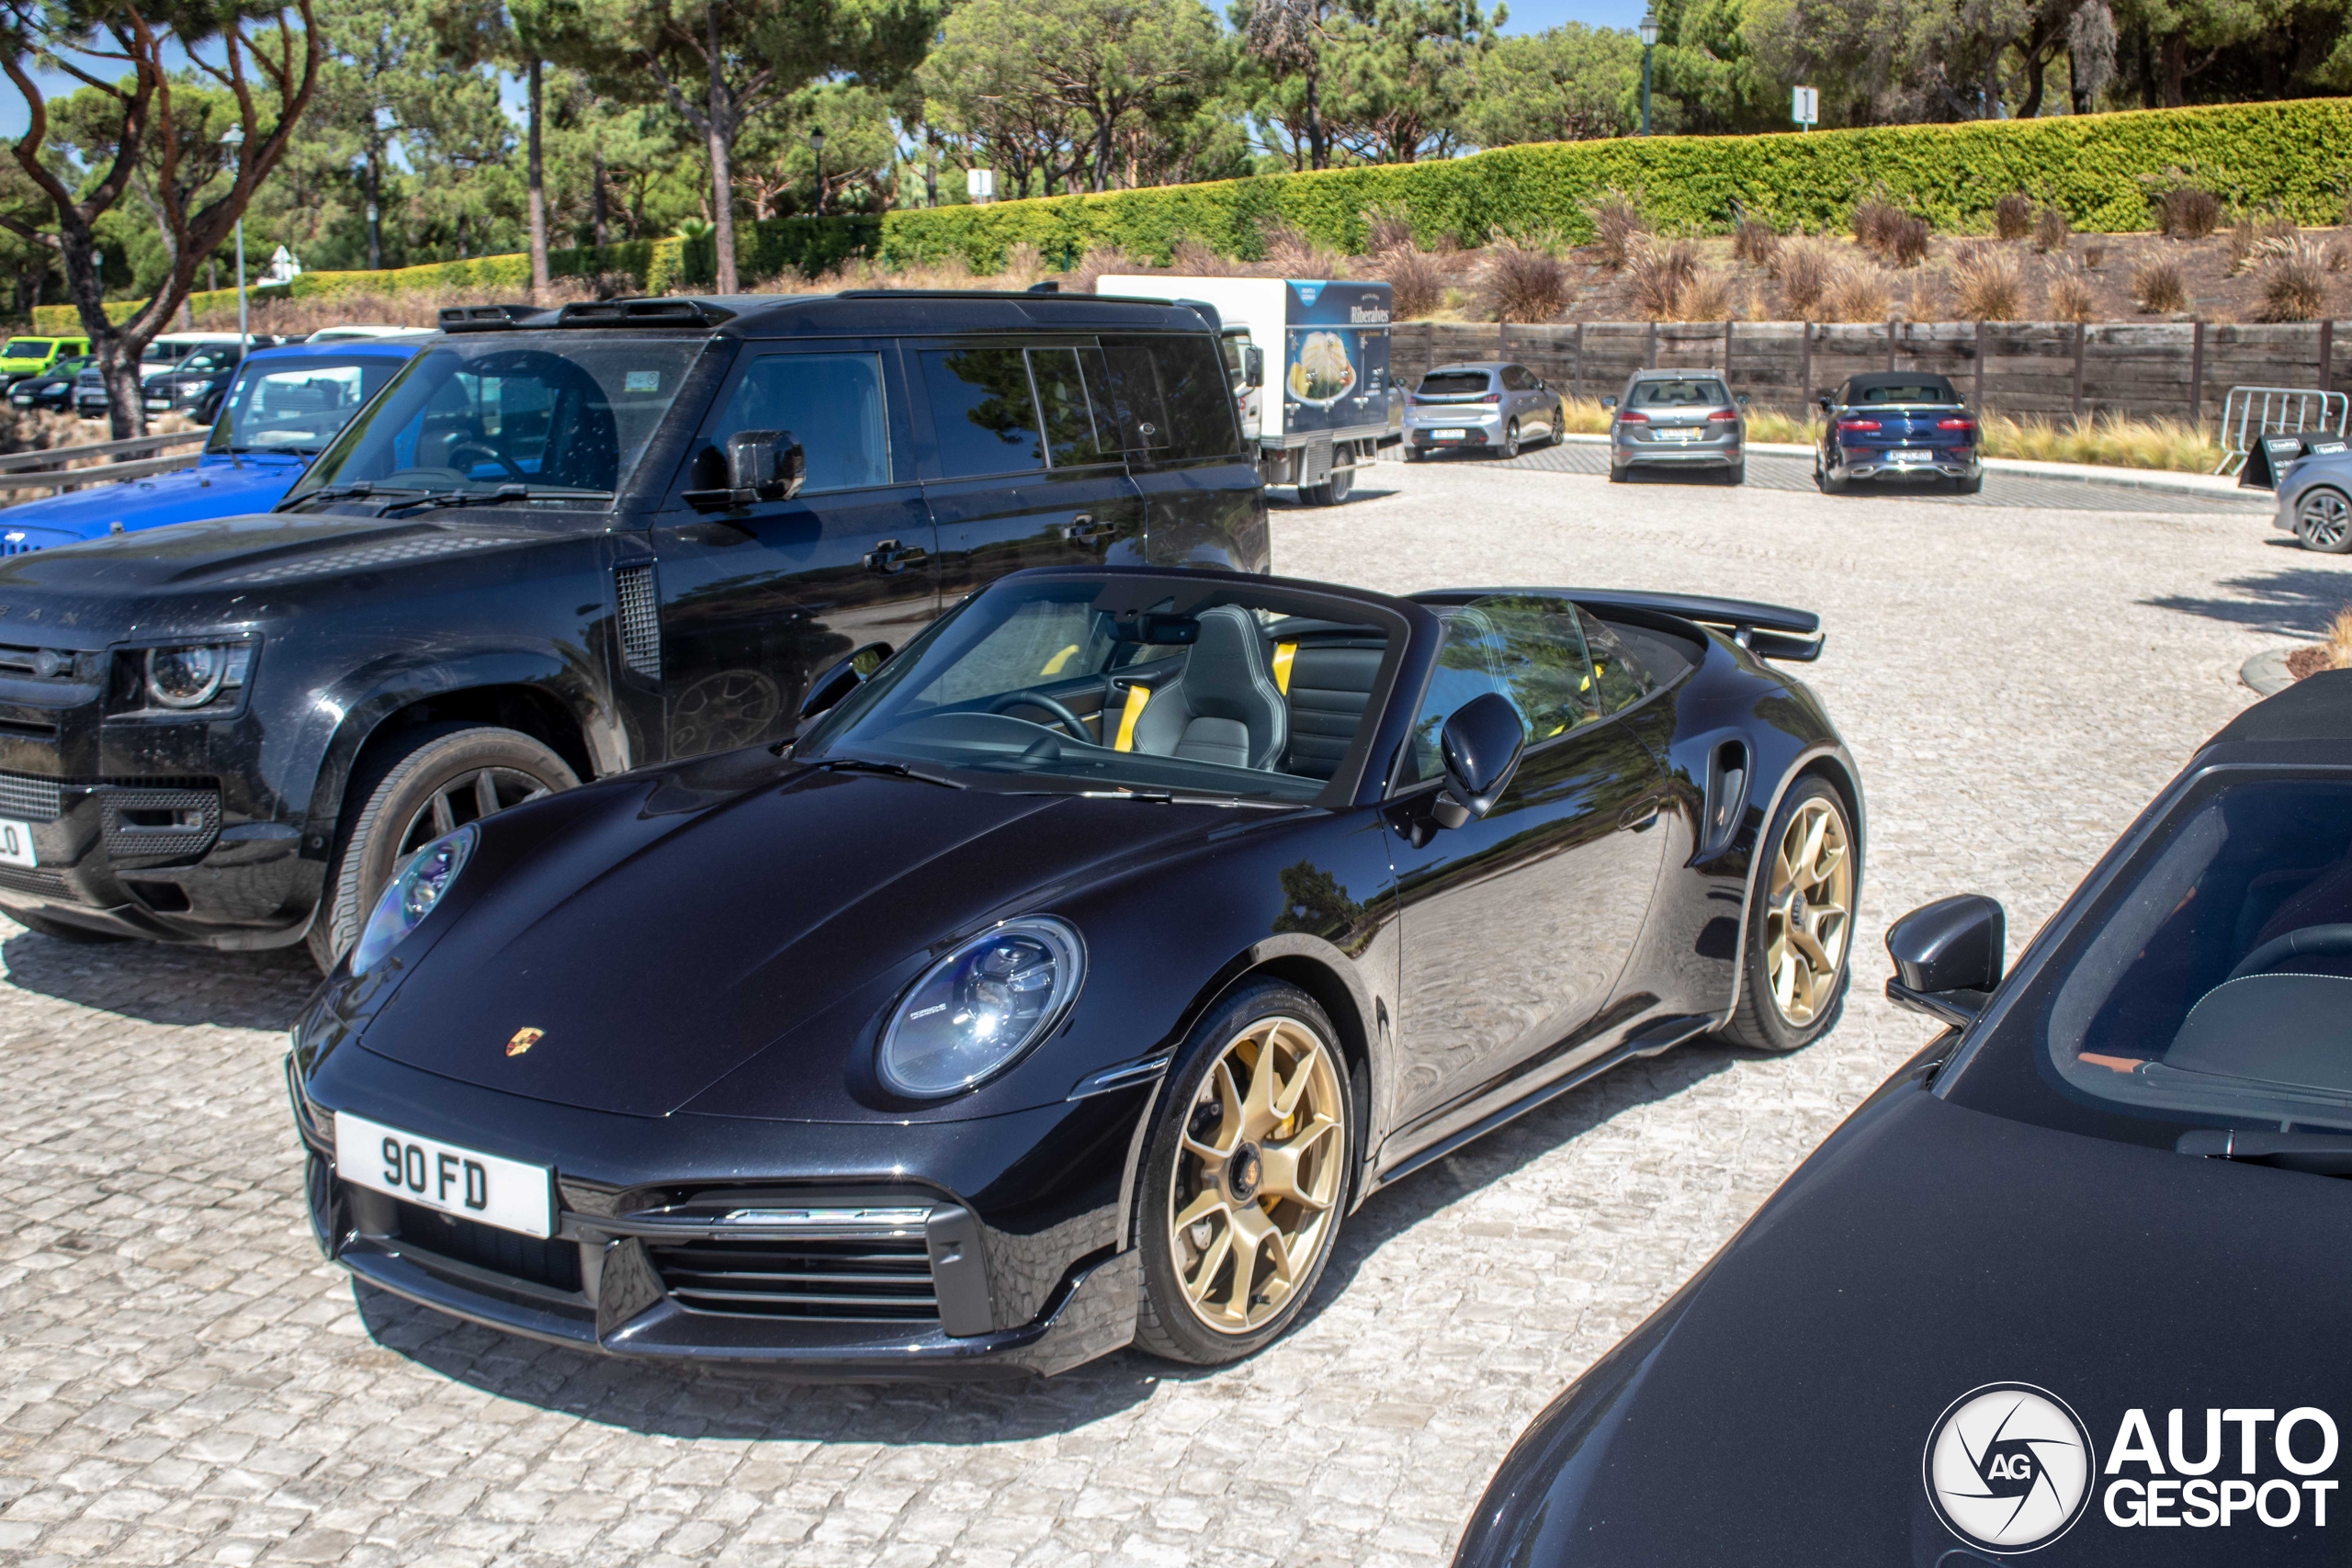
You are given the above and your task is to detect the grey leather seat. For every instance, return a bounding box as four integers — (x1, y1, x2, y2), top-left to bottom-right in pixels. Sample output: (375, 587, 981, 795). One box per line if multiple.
(1131, 604, 1288, 770)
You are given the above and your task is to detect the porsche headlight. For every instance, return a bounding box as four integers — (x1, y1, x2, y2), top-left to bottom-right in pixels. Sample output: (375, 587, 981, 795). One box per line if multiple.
(878, 918, 1084, 1098)
(143, 642, 253, 710)
(350, 825, 476, 976)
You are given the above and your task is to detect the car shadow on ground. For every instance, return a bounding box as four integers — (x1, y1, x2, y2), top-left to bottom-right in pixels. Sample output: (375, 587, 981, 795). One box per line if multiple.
(352, 1030, 1757, 1443)
(0, 927, 317, 1029)
(2143, 560, 2352, 637)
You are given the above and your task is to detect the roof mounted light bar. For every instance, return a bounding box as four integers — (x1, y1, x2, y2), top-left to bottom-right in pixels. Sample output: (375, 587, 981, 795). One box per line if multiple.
(552, 299, 735, 328)
(437, 303, 542, 332)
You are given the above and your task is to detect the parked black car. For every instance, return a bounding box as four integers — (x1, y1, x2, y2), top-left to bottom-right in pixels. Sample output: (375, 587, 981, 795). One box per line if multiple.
(1814, 370, 1984, 494)
(0, 292, 1266, 967)
(142, 344, 247, 423)
(1455, 671, 2352, 1567)
(288, 563, 1860, 1373)
(9, 354, 95, 414)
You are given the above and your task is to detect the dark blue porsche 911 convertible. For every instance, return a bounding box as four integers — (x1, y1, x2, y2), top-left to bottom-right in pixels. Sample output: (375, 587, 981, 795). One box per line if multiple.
(288, 565, 1861, 1378)
(1456, 671, 2352, 1566)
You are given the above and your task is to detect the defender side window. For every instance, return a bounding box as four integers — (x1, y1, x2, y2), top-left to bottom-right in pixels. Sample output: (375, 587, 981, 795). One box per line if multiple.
(1105, 333, 1235, 460)
(707, 353, 889, 493)
(921, 347, 1046, 478)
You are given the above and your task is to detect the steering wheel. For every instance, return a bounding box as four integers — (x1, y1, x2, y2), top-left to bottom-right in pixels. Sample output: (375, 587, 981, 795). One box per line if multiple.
(445, 438, 529, 482)
(988, 690, 1091, 740)
(2225, 923, 2352, 982)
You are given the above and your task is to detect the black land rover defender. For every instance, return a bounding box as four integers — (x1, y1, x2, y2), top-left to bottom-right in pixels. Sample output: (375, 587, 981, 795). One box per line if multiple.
(0, 290, 1267, 966)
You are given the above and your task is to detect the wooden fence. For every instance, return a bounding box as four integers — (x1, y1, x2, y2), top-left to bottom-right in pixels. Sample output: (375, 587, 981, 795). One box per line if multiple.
(1390, 320, 2347, 428)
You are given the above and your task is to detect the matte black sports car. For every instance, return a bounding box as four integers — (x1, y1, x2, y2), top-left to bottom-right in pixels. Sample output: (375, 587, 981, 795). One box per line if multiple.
(1455, 671, 2352, 1567)
(288, 565, 1862, 1376)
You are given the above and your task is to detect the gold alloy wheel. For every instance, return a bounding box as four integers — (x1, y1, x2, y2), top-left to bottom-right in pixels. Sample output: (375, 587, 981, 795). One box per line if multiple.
(1764, 797, 1853, 1026)
(1168, 1015, 1345, 1334)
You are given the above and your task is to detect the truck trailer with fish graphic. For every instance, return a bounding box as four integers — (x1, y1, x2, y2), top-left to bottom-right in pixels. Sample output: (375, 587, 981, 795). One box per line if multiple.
(1099, 276, 1402, 504)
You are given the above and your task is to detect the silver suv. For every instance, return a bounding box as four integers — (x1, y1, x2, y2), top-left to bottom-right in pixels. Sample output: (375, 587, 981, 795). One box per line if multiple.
(1604, 368, 1748, 485)
(1405, 362, 1563, 461)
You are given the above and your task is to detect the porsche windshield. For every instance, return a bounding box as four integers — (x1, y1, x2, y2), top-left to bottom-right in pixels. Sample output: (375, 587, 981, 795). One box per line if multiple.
(797, 577, 1394, 803)
(1962, 773, 2352, 1134)
(283, 333, 707, 502)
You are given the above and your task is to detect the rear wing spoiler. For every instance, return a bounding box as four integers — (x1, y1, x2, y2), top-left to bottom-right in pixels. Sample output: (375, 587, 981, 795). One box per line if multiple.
(2240, 433, 2349, 491)
(1412, 588, 1824, 662)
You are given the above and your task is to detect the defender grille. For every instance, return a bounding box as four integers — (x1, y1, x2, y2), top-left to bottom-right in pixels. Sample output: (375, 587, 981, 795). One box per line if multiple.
(615, 563, 661, 678)
(392, 1200, 582, 1293)
(648, 1236, 937, 1322)
(100, 789, 220, 860)
(0, 770, 62, 821)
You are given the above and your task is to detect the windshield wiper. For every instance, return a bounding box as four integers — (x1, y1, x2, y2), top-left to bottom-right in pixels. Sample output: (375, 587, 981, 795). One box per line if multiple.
(809, 756, 965, 789)
(383, 484, 610, 516)
(287, 480, 411, 509)
(2177, 1127, 2352, 1175)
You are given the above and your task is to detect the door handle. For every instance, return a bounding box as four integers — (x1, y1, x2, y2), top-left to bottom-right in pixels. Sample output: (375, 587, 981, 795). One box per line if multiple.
(1062, 514, 1114, 545)
(863, 538, 928, 575)
(1620, 798, 1662, 832)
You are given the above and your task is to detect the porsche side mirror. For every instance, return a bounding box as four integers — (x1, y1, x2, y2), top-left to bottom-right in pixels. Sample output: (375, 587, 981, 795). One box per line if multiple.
(798, 640, 895, 720)
(1243, 345, 1264, 389)
(1430, 692, 1525, 831)
(1815, 393, 1834, 412)
(1885, 894, 2006, 1028)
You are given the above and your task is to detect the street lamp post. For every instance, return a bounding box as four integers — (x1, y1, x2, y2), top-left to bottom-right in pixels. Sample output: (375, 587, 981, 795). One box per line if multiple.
(1639, 11, 1659, 136)
(808, 126, 826, 217)
(220, 125, 248, 348)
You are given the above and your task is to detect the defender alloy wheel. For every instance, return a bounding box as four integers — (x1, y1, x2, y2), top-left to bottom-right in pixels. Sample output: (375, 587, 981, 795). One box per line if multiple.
(1135, 981, 1352, 1364)
(2296, 488, 2352, 553)
(1719, 777, 1856, 1053)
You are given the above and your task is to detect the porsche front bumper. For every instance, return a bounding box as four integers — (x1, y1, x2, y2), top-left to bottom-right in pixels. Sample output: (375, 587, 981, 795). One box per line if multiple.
(290, 1039, 1154, 1378)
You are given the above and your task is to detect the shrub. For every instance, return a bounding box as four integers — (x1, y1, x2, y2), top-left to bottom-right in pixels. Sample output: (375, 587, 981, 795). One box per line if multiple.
(1481, 238, 1571, 321)
(1994, 193, 2034, 241)
(2132, 254, 2188, 313)
(1980, 410, 2222, 471)
(2229, 212, 2298, 275)
(2082, 241, 2107, 268)
(1950, 243, 2024, 321)
(2253, 235, 2332, 321)
(1586, 187, 1650, 270)
(1852, 194, 1904, 253)
(1733, 218, 1781, 267)
(1170, 237, 1240, 275)
(1258, 218, 1344, 277)
(1378, 243, 1450, 321)
(1775, 237, 1838, 315)
(1629, 238, 1700, 320)
(2156, 184, 2222, 239)
(2044, 256, 2097, 321)
(1820, 258, 1894, 321)
(1675, 265, 1736, 321)
(1888, 214, 1930, 267)
(1363, 201, 1419, 256)
(2033, 204, 2071, 253)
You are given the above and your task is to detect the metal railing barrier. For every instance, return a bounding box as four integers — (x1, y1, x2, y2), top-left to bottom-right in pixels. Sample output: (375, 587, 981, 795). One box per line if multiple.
(2217, 386, 2351, 476)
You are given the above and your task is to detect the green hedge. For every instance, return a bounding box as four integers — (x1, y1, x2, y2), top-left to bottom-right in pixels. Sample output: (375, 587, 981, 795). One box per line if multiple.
(870, 97, 2352, 268)
(31, 97, 2352, 330)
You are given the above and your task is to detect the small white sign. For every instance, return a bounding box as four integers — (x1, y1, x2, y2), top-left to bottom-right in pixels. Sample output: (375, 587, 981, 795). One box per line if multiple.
(967, 167, 997, 204)
(1792, 85, 1819, 128)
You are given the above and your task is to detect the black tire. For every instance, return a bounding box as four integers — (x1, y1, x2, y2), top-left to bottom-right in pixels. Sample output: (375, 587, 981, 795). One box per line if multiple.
(1718, 775, 1857, 1054)
(1132, 978, 1355, 1367)
(2295, 487, 2352, 553)
(1725, 460, 1747, 485)
(1820, 464, 1850, 496)
(1403, 446, 1424, 463)
(7, 909, 126, 943)
(308, 724, 577, 972)
(1953, 471, 1984, 495)
(1608, 461, 1629, 483)
(1325, 466, 1353, 503)
(1550, 404, 1566, 444)
(1499, 420, 1521, 459)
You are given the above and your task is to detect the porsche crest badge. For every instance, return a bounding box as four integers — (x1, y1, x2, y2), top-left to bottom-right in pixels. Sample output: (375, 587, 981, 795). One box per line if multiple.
(506, 1027, 545, 1057)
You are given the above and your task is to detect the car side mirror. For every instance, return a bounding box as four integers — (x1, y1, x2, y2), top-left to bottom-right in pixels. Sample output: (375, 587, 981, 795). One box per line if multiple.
(1243, 345, 1264, 389)
(1736, 393, 1750, 407)
(1885, 895, 2006, 1028)
(1430, 692, 1525, 832)
(1815, 393, 1834, 412)
(798, 640, 895, 720)
(1600, 395, 1617, 411)
(688, 430, 806, 510)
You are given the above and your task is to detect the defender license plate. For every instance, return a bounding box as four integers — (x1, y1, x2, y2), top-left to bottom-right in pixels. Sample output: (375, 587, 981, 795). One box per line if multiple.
(334, 1111, 556, 1237)
(0, 817, 34, 868)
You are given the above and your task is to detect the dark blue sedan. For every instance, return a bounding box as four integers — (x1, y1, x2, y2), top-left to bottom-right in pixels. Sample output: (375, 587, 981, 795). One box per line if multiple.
(1814, 371, 1984, 495)
(0, 339, 419, 554)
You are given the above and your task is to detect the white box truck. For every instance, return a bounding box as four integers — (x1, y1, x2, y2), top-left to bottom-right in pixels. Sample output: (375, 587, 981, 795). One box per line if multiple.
(1098, 276, 1403, 504)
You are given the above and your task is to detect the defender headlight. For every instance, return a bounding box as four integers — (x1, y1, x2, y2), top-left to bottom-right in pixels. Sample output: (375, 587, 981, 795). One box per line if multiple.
(350, 825, 476, 976)
(144, 642, 253, 709)
(878, 918, 1084, 1098)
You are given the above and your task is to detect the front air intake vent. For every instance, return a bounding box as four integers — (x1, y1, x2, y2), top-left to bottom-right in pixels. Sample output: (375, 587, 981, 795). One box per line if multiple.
(615, 563, 661, 679)
(647, 1235, 938, 1322)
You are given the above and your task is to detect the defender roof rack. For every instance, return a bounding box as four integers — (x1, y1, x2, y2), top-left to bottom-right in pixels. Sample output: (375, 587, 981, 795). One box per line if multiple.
(438, 303, 542, 331)
(554, 299, 735, 327)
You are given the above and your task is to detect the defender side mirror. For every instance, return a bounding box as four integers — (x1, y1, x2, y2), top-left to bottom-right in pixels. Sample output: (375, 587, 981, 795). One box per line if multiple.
(1430, 692, 1525, 831)
(688, 429, 805, 510)
(1885, 895, 2006, 1027)
(1243, 345, 1264, 389)
(798, 640, 895, 720)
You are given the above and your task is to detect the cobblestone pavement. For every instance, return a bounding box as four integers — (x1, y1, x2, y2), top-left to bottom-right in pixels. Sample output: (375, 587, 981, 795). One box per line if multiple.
(5, 461, 2346, 1568)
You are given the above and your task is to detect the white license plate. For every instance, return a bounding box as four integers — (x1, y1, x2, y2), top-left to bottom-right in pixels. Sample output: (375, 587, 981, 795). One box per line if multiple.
(143, 398, 170, 410)
(334, 1111, 555, 1237)
(1657, 427, 1702, 442)
(0, 818, 34, 868)
(1890, 448, 1932, 463)
(1432, 427, 1467, 440)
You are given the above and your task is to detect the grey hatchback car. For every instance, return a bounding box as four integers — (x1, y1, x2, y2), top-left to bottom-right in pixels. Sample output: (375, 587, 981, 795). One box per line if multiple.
(1404, 361, 1563, 460)
(1604, 368, 1747, 483)
(2266, 438, 2352, 552)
